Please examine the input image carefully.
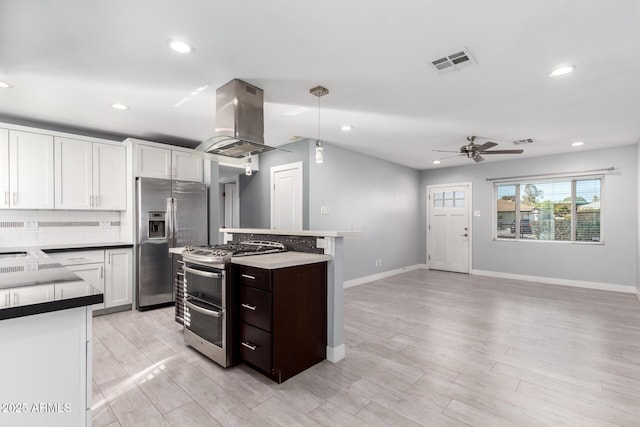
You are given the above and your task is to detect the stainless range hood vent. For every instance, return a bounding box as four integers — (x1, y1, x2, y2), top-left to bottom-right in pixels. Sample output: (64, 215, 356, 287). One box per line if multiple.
(197, 79, 280, 158)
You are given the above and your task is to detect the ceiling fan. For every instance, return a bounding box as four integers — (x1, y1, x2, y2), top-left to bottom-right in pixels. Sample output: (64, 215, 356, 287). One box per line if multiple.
(434, 136, 524, 163)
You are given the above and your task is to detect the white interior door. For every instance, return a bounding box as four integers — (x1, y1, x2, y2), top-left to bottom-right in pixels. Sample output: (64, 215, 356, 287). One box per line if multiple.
(270, 162, 303, 231)
(224, 183, 239, 228)
(427, 183, 471, 273)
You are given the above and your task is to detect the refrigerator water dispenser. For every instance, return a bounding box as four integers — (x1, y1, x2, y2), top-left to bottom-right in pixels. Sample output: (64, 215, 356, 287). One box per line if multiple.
(148, 212, 166, 238)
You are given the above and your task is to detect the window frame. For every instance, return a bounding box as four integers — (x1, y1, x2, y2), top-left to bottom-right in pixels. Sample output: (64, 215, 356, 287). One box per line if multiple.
(493, 174, 603, 245)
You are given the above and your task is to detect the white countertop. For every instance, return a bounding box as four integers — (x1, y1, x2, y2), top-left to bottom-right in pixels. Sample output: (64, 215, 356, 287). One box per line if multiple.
(230, 251, 331, 269)
(169, 247, 185, 254)
(221, 228, 363, 238)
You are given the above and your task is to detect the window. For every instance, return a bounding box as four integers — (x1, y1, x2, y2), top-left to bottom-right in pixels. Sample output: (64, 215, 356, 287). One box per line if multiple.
(433, 190, 465, 208)
(495, 177, 601, 242)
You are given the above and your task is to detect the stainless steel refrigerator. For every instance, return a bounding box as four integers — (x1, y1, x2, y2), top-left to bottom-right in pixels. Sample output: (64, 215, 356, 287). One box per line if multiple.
(136, 177, 207, 310)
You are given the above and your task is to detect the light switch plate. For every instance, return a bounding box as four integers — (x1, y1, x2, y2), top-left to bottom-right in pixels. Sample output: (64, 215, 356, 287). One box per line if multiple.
(473, 210, 481, 217)
(320, 206, 331, 215)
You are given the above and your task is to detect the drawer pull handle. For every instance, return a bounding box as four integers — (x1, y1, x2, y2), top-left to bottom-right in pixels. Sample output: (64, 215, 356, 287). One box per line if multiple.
(242, 342, 257, 351)
(241, 303, 257, 311)
(68, 257, 86, 260)
(241, 274, 256, 280)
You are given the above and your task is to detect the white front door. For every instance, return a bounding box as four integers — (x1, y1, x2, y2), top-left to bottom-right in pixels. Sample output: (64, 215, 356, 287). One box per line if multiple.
(270, 162, 303, 231)
(427, 183, 471, 273)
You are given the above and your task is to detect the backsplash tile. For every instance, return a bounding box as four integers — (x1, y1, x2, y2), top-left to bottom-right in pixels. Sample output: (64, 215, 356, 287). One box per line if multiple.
(0, 210, 122, 248)
(230, 233, 324, 254)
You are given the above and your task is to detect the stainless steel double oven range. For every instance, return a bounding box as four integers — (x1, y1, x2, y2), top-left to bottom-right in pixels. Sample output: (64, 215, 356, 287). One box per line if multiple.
(181, 241, 285, 367)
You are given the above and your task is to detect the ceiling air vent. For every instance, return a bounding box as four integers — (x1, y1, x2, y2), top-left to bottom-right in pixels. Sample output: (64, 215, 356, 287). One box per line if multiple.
(431, 48, 476, 73)
(513, 138, 535, 145)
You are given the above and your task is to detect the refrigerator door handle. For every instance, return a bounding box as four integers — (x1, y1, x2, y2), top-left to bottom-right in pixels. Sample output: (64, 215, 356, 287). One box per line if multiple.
(172, 197, 178, 249)
(166, 197, 174, 258)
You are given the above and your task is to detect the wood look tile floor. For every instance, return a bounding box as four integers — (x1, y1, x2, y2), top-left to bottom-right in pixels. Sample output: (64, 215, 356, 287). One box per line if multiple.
(92, 269, 640, 426)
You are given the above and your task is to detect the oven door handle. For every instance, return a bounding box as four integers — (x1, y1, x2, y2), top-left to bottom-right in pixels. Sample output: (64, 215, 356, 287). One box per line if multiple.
(183, 266, 222, 279)
(185, 299, 223, 318)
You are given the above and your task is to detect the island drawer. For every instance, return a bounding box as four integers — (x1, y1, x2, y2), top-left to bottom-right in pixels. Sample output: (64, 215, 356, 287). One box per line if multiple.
(240, 286, 272, 332)
(237, 265, 271, 291)
(239, 323, 272, 373)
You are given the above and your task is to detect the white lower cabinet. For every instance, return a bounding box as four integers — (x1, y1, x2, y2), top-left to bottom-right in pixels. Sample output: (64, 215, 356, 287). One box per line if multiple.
(105, 248, 133, 308)
(66, 263, 105, 310)
(49, 248, 132, 312)
(0, 306, 91, 427)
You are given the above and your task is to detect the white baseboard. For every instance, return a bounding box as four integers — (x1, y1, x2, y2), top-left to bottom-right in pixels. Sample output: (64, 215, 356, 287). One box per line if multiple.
(326, 344, 345, 363)
(472, 269, 636, 294)
(343, 264, 424, 289)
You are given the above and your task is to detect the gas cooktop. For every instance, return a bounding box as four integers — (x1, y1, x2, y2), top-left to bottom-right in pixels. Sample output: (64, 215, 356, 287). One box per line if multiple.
(182, 240, 286, 267)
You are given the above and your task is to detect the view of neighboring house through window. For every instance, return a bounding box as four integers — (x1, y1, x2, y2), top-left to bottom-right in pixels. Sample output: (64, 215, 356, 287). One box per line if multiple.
(495, 177, 601, 242)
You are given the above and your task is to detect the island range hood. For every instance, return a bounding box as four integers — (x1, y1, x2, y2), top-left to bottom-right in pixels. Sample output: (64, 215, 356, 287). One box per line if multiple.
(196, 79, 281, 158)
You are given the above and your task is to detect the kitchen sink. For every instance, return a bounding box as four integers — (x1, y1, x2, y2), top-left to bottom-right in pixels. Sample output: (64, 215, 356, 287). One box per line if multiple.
(0, 251, 29, 259)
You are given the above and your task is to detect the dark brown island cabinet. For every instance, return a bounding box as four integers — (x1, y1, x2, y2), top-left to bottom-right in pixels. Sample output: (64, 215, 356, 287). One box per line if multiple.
(232, 261, 328, 383)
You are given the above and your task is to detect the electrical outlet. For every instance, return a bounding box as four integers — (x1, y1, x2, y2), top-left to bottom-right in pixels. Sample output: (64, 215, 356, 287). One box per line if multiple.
(375, 259, 383, 267)
(320, 206, 331, 215)
(24, 220, 38, 231)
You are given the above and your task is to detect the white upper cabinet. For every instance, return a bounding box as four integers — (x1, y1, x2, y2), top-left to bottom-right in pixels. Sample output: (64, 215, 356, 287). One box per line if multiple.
(55, 138, 126, 210)
(135, 143, 203, 182)
(93, 142, 126, 210)
(8, 130, 55, 209)
(0, 129, 9, 208)
(172, 150, 203, 182)
(55, 137, 93, 209)
(136, 144, 172, 179)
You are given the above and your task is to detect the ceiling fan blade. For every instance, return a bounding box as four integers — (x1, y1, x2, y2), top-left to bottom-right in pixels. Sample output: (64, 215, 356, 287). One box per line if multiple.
(475, 141, 498, 151)
(480, 149, 524, 154)
(473, 154, 485, 163)
(432, 149, 461, 153)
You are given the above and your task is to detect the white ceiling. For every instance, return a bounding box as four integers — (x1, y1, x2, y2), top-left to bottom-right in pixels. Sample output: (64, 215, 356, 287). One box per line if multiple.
(1, 0, 639, 170)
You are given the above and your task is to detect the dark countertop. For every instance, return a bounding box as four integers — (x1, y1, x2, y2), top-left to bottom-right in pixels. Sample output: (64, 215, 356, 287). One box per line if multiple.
(41, 242, 134, 253)
(0, 249, 103, 320)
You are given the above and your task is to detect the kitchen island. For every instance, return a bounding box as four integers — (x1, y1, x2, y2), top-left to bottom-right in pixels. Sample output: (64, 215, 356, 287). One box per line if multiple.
(0, 249, 103, 427)
(222, 228, 362, 362)
(231, 251, 331, 382)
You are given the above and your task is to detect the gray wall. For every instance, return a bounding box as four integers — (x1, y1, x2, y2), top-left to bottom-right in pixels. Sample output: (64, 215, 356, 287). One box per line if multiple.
(308, 142, 422, 281)
(239, 141, 310, 229)
(420, 144, 637, 287)
(204, 160, 221, 245)
(637, 142, 640, 293)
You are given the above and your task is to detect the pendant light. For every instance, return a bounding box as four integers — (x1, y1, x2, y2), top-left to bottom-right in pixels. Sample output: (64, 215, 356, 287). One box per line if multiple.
(245, 155, 252, 176)
(310, 85, 329, 164)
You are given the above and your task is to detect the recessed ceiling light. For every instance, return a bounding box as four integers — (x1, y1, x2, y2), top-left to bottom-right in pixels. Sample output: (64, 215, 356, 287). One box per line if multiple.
(341, 125, 353, 132)
(549, 65, 576, 78)
(433, 160, 441, 165)
(169, 40, 193, 54)
(111, 103, 129, 110)
(0, 81, 13, 88)
(571, 141, 584, 147)
(283, 107, 308, 116)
